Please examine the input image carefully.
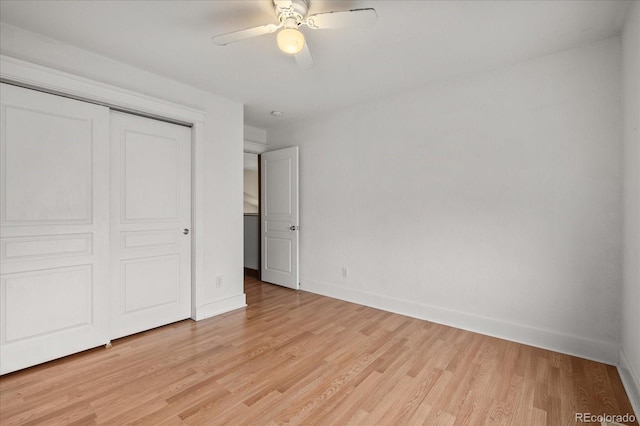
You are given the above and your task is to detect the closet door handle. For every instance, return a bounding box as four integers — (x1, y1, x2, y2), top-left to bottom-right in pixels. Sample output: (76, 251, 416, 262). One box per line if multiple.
(183, 228, 190, 235)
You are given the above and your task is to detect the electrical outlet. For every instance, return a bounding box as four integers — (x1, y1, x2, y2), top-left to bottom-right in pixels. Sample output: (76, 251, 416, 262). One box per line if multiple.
(342, 267, 349, 278)
(216, 275, 223, 288)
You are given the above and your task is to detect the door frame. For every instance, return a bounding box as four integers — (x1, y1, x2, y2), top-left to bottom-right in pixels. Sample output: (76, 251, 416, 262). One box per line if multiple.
(0, 54, 206, 321)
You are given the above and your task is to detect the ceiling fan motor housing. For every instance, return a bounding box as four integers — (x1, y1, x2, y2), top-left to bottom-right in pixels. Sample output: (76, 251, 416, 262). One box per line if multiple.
(274, 0, 309, 27)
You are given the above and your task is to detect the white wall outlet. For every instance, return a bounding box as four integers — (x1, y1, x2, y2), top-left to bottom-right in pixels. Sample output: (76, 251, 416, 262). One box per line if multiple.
(342, 267, 349, 278)
(216, 275, 223, 288)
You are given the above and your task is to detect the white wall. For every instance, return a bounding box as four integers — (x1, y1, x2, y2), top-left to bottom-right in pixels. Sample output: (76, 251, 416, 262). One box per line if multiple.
(244, 124, 268, 154)
(622, 1, 640, 412)
(0, 24, 246, 319)
(268, 37, 623, 364)
(244, 125, 268, 145)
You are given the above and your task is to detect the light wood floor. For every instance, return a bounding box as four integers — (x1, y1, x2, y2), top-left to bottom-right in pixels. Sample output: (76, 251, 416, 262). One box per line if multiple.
(0, 276, 636, 425)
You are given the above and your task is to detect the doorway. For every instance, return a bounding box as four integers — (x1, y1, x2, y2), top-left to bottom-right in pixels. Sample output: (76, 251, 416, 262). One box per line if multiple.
(243, 147, 300, 289)
(244, 152, 260, 278)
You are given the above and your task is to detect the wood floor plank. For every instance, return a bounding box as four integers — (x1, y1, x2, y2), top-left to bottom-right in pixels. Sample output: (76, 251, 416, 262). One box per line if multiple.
(0, 276, 637, 425)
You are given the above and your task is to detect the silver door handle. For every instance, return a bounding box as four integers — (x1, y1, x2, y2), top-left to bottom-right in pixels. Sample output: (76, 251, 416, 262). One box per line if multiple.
(289, 225, 299, 231)
(183, 228, 190, 235)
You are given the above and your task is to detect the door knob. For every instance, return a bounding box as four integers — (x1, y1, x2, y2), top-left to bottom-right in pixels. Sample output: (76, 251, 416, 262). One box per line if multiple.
(289, 225, 299, 231)
(183, 228, 190, 235)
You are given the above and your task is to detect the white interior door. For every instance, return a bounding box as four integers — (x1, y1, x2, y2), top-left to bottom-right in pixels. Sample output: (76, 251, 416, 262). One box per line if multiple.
(261, 147, 299, 289)
(109, 112, 191, 340)
(0, 83, 110, 374)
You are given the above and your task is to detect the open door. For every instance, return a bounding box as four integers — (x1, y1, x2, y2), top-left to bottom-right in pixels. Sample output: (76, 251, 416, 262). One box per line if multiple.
(260, 147, 299, 289)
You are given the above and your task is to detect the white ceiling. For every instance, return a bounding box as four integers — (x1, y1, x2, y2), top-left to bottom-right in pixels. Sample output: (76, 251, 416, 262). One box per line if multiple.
(0, 0, 632, 130)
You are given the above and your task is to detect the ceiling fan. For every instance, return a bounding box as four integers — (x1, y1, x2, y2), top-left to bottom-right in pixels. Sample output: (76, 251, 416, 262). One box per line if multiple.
(212, 0, 377, 69)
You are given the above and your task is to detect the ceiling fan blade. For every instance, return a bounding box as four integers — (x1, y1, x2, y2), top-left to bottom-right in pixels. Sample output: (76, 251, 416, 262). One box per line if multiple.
(212, 23, 279, 46)
(295, 41, 314, 70)
(306, 8, 377, 30)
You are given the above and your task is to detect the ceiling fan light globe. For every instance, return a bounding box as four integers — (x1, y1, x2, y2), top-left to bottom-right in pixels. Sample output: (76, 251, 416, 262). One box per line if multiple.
(277, 28, 305, 54)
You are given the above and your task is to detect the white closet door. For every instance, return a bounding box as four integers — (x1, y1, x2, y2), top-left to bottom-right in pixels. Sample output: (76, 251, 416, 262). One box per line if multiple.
(109, 112, 191, 340)
(0, 83, 110, 374)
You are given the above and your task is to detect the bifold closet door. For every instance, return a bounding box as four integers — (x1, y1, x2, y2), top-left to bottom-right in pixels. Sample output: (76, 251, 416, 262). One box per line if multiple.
(0, 83, 110, 375)
(109, 112, 192, 340)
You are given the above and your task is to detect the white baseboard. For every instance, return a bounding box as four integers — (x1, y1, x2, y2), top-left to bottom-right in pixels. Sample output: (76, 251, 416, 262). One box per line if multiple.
(193, 293, 247, 321)
(301, 279, 619, 366)
(618, 348, 640, 416)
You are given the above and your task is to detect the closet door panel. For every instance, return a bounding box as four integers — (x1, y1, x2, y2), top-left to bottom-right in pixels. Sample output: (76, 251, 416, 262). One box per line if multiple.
(109, 112, 191, 340)
(0, 83, 110, 374)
